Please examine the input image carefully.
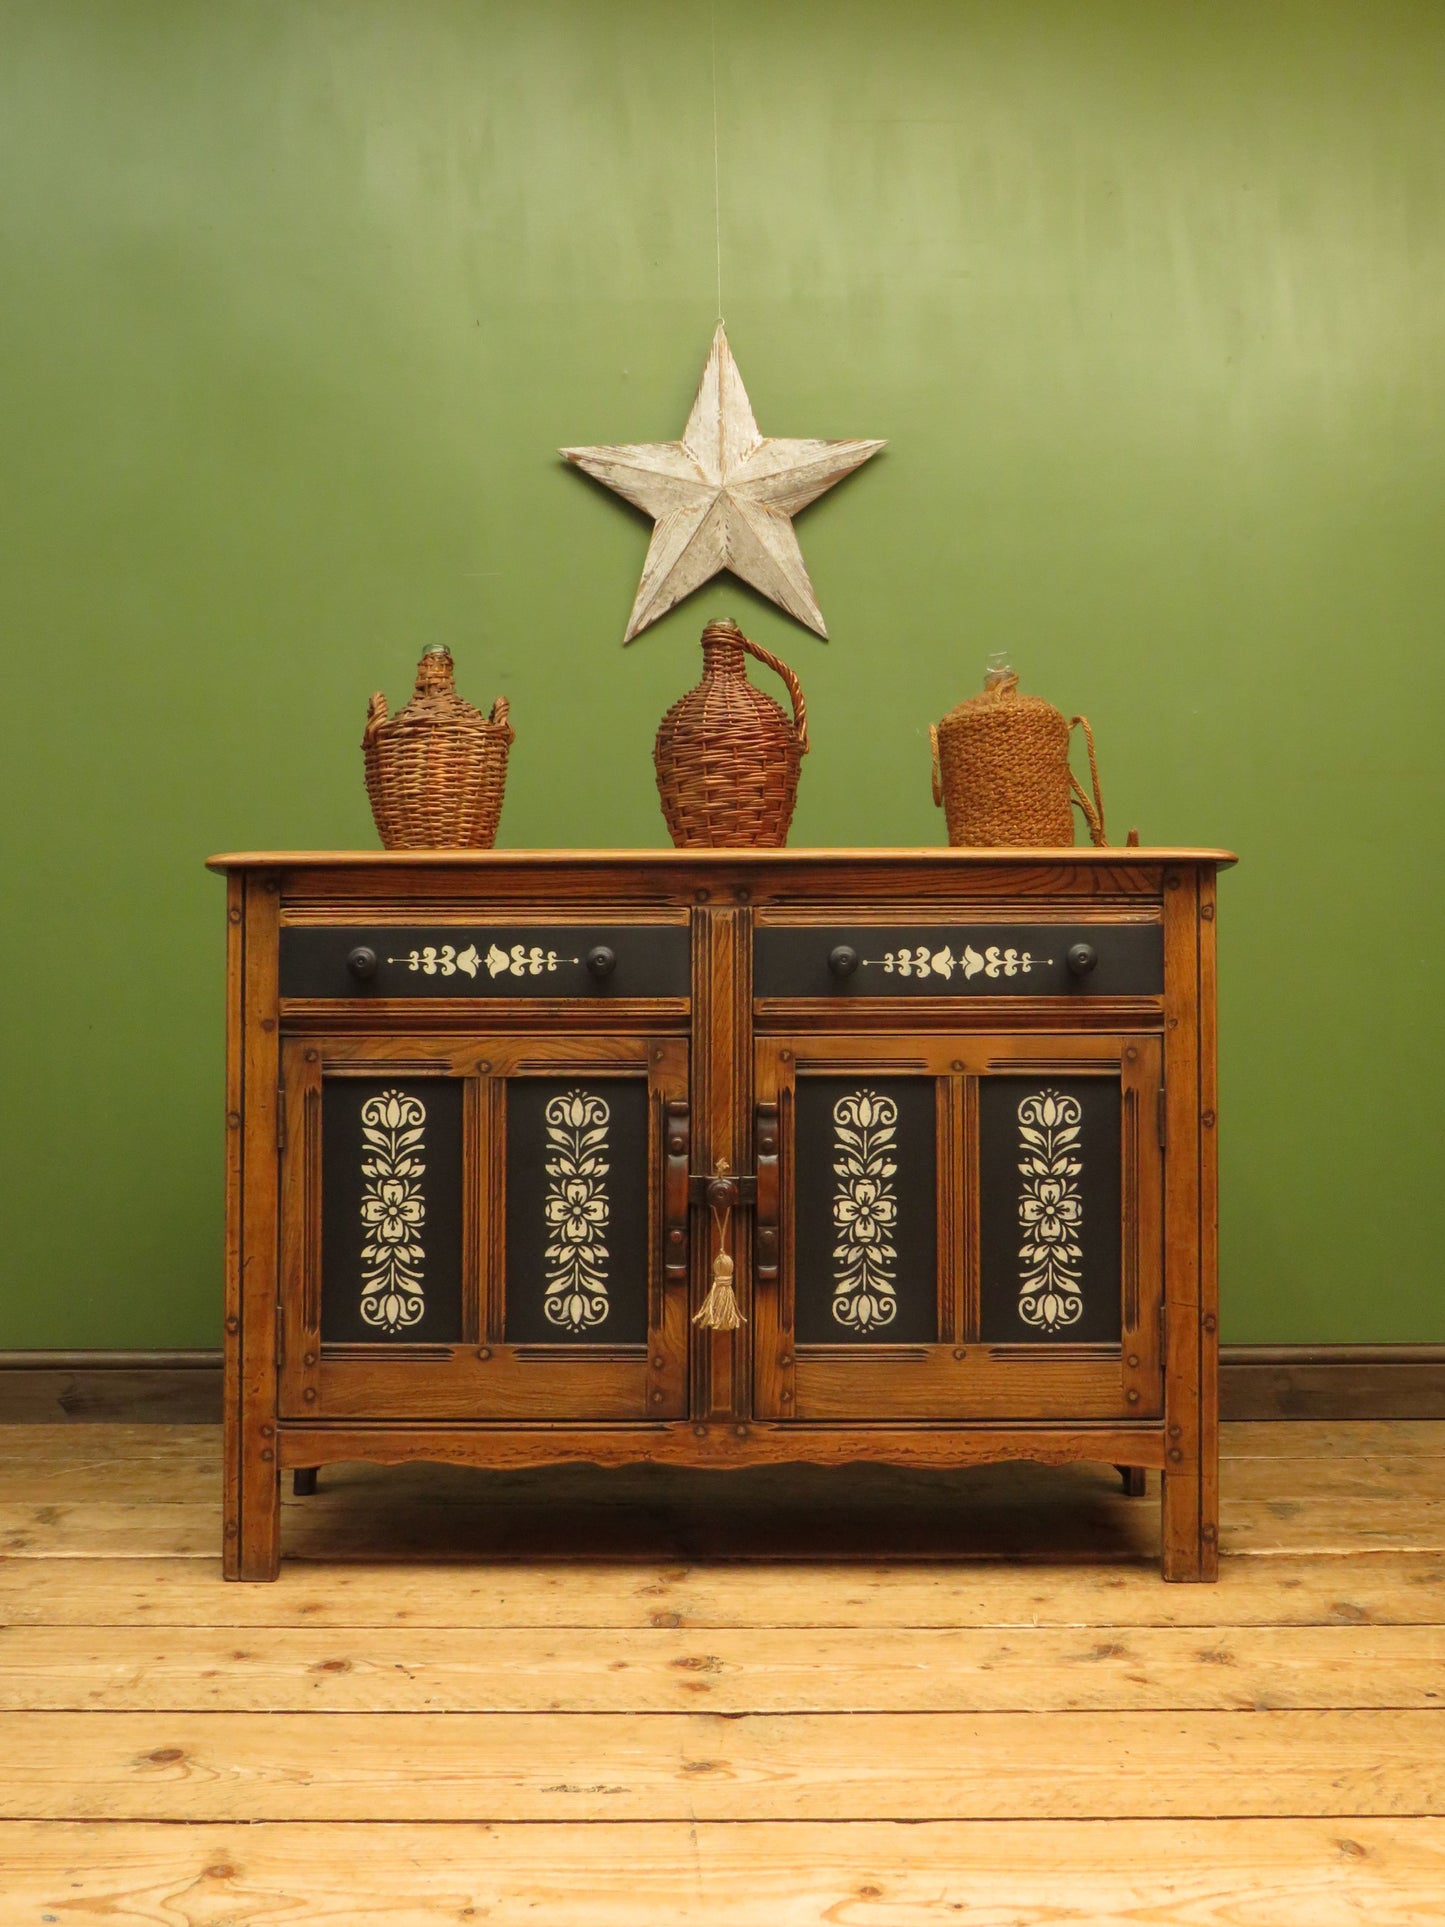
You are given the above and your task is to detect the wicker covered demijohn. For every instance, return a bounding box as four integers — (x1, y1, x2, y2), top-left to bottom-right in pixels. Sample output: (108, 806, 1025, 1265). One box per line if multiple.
(363, 646, 513, 850)
(654, 618, 808, 848)
(931, 661, 1106, 848)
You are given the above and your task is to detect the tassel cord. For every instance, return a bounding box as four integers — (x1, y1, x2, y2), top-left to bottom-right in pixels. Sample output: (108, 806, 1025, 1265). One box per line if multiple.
(693, 1181, 746, 1330)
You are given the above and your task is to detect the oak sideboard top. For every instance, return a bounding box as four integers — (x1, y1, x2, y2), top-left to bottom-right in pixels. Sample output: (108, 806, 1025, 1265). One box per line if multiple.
(208, 846, 1236, 872)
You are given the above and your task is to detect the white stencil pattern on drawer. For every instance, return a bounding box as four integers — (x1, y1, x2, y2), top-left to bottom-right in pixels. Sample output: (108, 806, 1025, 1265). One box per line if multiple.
(359, 1092, 427, 1333)
(543, 1091, 611, 1331)
(864, 942, 1046, 980)
(1017, 1090, 1084, 1332)
(389, 942, 580, 978)
(831, 1091, 899, 1331)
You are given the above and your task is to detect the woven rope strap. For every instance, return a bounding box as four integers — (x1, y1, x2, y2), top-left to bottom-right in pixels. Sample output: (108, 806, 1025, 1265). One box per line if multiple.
(1068, 715, 1107, 846)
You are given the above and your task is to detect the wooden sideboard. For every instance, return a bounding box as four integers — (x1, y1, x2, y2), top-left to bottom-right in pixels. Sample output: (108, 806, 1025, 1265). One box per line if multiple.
(209, 847, 1232, 1582)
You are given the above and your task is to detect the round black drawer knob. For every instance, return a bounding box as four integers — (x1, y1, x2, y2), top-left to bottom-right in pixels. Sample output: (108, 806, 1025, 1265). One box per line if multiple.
(346, 945, 379, 981)
(827, 944, 859, 979)
(585, 944, 617, 980)
(1066, 942, 1099, 977)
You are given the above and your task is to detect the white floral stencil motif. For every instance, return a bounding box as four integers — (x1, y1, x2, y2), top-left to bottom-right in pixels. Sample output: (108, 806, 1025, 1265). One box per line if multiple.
(831, 1090, 900, 1331)
(359, 1091, 427, 1334)
(1017, 1090, 1084, 1332)
(543, 1091, 611, 1331)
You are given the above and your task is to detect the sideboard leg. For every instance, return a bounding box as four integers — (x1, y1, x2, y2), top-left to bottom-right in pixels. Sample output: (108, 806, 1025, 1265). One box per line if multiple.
(232, 1455, 281, 1581)
(222, 1344, 282, 1581)
(1160, 1467, 1214, 1582)
(293, 1468, 319, 1497)
(1117, 1464, 1148, 1497)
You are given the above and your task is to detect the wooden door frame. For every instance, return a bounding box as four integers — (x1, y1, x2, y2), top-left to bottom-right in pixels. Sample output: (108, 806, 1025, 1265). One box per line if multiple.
(753, 1030, 1164, 1423)
(277, 1030, 689, 1423)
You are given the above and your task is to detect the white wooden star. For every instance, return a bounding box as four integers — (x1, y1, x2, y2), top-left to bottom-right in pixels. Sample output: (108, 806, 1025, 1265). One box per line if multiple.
(562, 324, 884, 642)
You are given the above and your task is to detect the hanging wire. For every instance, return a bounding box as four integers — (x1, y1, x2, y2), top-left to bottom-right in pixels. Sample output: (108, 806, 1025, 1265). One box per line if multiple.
(710, 0, 724, 322)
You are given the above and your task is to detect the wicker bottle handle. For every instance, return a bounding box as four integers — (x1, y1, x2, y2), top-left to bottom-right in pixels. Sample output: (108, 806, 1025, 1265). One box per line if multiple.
(740, 633, 809, 754)
(929, 723, 944, 807)
(489, 695, 514, 745)
(1068, 715, 1107, 846)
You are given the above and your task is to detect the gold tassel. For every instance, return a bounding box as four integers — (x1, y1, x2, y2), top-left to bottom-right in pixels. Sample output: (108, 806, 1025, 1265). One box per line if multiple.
(693, 1250, 746, 1331)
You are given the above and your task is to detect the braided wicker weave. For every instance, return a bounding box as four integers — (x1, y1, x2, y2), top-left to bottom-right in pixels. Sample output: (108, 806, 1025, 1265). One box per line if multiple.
(930, 668, 1106, 848)
(654, 619, 809, 848)
(363, 646, 513, 850)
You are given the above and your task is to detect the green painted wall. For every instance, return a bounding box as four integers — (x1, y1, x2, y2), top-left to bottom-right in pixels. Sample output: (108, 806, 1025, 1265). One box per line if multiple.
(2, 0, 1441, 1348)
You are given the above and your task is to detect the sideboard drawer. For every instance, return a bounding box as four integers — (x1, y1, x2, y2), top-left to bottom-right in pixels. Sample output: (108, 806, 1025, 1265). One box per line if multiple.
(754, 922, 1163, 999)
(280, 924, 691, 1000)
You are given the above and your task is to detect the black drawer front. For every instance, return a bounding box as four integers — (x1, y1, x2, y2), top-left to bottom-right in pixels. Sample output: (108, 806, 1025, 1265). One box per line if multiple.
(754, 924, 1163, 999)
(281, 925, 691, 1000)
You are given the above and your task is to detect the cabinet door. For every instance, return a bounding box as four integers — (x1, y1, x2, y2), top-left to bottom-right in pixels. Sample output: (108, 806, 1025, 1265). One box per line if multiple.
(278, 1033, 688, 1420)
(754, 1033, 1162, 1421)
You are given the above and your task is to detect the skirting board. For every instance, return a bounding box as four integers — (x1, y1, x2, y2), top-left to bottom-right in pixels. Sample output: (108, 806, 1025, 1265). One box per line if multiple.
(2, 1347, 1444, 1424)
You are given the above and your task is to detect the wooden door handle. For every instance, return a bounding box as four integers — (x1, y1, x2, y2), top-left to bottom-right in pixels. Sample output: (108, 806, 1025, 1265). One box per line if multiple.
(663, 1101, 690, 1282)
(755, 1102, 780, 1281)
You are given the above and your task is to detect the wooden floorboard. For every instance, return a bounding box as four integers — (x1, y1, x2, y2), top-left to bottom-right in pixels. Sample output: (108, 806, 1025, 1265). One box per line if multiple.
(3, 1818, 1444, 1925)
(3, 1621, 1442, 1712)
(5, 1550, 1445, 1628)
(5, 1707, 1444, 1821)
(5, 1437, 1444, 1562)
(0, 1421, 1442, 1922)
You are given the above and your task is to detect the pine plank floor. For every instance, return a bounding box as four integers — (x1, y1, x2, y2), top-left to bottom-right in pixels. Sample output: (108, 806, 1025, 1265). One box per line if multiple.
(0, 1422, 1442, 1923)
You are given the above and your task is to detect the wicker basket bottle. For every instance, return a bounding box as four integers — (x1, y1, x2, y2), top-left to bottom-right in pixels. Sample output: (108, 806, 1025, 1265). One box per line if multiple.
(654, 619, 809, 848)
(930, 664, 1106, 848)
(363, 645, 514, 850)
